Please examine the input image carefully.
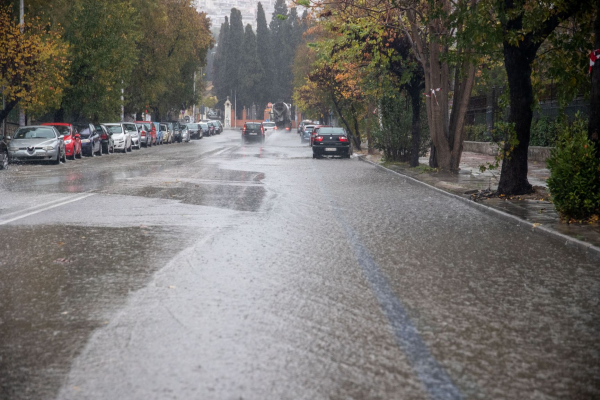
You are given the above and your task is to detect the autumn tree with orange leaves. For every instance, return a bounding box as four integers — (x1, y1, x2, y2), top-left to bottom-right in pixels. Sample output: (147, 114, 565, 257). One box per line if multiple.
(0, 6, 68, 127)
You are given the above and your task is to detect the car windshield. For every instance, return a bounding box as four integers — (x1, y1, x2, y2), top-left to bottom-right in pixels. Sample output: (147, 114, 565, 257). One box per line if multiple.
(305, 126, 315, 132)
(318, 127, 345, 135)
(105, 125, 123, 134)
(263, 122, 275, 127)
(160, 124, 167, 131)
(14, 127, 56, 139)
(144, 124, 152, 130)
(124, 124, 136, 131)
(47, 125, 71, 136)
(200, 123, 208, 128)
(78, 127, 92, 136)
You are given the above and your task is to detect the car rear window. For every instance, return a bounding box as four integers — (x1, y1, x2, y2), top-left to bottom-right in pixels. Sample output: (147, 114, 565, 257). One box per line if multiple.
(318, 127, 345, 135)
(246, 123, 261, 129)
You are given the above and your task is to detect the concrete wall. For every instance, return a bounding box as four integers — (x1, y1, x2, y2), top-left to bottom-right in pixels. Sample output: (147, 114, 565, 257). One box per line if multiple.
(463, 141, 552, 162)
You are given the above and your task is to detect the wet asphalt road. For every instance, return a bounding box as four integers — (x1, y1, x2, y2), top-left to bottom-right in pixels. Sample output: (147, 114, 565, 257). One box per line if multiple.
(0, 129, 599, 400)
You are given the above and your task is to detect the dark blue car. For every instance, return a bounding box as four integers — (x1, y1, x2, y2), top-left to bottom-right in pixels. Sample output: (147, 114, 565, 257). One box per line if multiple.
(75, 123, 102, 156)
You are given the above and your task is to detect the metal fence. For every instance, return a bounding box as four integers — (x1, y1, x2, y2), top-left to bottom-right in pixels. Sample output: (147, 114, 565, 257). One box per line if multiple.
(465, 87, 589, 141)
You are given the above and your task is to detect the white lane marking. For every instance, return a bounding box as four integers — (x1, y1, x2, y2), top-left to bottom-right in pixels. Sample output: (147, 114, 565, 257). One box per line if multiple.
(0, 196, 83, 219)
(0, 193, 95, 225)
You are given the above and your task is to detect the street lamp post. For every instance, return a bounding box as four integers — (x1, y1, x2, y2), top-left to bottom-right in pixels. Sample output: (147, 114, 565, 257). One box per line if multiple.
(192, 71, 196, 122)
(18, 0, 25, 126)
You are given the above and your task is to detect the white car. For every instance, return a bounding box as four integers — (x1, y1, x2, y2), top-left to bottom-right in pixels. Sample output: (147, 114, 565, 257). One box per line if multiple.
(103, 123, 132, 152)
(123, 123, 141, 149)
(262, 121, 275, 132)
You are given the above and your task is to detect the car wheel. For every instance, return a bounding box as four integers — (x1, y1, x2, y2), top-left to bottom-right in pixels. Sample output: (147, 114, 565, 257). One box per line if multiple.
(127, 142, 132, 152)
(0, 151, 8, 170)
(69, 151, 75, 160)
(96, 146, 102, 156)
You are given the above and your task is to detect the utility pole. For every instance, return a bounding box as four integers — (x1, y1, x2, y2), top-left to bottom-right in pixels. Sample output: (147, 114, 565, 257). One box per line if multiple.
(192, 71, 196, 122)
(234, 90, 237, 129)
(121, 80, 124, 122)
(18, 0, 25, 127)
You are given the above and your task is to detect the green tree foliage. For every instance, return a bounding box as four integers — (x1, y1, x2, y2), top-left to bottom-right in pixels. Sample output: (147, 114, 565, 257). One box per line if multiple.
(212, 3, 307, 112)
(3, 0, 214, 123)
(256, 2, 272, 109)
(213, 17, 230, 107)
(0, 5, 69, 124)
(61, 0, 139, 122)
(142, 0, 213, 121)
(238, 24, 264, 112)
(227, 8, 244, 116)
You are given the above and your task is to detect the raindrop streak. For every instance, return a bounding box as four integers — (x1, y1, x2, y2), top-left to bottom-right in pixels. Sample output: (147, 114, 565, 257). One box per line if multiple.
(313, 166, 464, 400)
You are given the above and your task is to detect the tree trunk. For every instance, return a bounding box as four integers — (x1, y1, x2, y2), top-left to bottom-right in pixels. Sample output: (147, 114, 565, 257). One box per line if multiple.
(589, 0, 600, 154)
(0, 99, 18, 126)
(54, 106, 65, 123)
(497, 42, 535, 195)
(410, 85, 421, 168)
(350, 104, 362, 150)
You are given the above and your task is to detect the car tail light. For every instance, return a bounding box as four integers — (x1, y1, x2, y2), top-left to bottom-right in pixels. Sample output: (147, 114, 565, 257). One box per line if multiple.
(314, 136, 323, 142)
(339, 136, 349, 142)
(101, 133, 107, 140)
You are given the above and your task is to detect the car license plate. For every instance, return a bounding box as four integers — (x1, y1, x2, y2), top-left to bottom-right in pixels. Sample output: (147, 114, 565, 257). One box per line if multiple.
(325, 147, 336, 152)
(250, 132, 257, 135)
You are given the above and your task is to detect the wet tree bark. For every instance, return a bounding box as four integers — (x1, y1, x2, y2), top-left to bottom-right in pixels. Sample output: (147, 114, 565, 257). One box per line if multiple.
(589, 0, 600, 154)
(497, 43, 535, 194)
(0, 99, 18, 126)
(409, 84, 421, 168)
(497, 0, 588, 195)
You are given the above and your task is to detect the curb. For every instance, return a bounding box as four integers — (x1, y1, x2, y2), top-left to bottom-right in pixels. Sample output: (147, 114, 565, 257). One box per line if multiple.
(357, 155, 600, 260)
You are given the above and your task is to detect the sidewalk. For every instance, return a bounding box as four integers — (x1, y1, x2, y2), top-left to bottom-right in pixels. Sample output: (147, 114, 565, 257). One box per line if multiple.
(357, 150, 600, 252)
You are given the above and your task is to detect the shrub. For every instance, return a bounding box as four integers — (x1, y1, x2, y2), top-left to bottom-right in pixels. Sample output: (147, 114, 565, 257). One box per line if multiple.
(546, 117, 600, 220)
(530, 117, 560, 147)
(372, 93, 429, 162)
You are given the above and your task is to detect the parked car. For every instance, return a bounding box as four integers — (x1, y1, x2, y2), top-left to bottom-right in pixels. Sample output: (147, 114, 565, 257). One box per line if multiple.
(185, 123, 203, 140)
(0, 136, 8, 169)
(74, 123, 102, 157)
(153, 122, 163, 144)
(160, 123, 171, 144)
(263, 121, 275, 133)
(199, 122, 210, 137)
(210, 120, 222, 134)
(103, 123, 132, 152)
(207, 121, 217, 136)
(41, 123, 81, 160)
(312, 127, 351, 158)
(301, 125, 315, 143)
(242, 122, 265, 144)
(122, 123, 141, 149)
(135, 122, 154, 147)
(8, 125, 66, 164)
(310, 125, 332, 146)
(96, 124, 115, 154)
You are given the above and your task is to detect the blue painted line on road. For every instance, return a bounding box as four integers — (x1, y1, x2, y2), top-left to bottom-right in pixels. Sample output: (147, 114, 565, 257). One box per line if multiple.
(313, 168, 463, 400)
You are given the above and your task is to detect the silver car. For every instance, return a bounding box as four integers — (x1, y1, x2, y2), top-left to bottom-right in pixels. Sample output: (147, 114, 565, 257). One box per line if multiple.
(103, 123, 132, 152)
(8, 125, 66, 164)
(123, 123, 141, 149)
